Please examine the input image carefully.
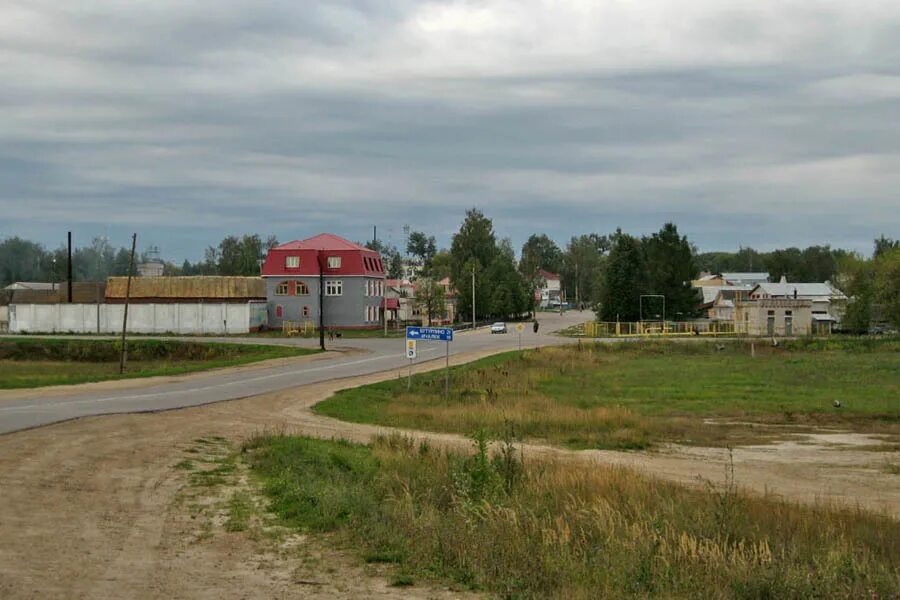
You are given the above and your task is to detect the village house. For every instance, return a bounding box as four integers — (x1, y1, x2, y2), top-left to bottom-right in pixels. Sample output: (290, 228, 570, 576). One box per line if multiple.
(748, 276, 847, 330)
(261, 234, 385, 330)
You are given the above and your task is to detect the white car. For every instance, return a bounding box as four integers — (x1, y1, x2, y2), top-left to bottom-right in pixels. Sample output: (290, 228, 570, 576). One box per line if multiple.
(490, 322, 507, 334)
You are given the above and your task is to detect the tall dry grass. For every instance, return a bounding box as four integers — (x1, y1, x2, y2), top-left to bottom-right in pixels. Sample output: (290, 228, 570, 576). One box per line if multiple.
(246, 432, 900, 598)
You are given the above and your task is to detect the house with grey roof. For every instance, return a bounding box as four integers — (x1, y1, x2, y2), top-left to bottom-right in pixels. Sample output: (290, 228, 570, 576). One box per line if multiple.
(748, 276, 847, 328)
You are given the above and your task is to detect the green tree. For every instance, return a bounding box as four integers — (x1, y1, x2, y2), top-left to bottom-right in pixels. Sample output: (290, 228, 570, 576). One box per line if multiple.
(450, 209, 498, 322)
(562, 234, 607, 309)
(406, 231, 437, 268)
(216, 234, 268, 276)
(873, 248, 900, 328)
(595, 231, 645, 321)
(486, 253, 529, 318)
(519, 234, 563, 309)
(874, 235, 899, 258)
(835, 253, 874, 333)
(415, 278, 447, 324)
(428, 250, 452, 280)
(0, 237, 50, 286)
(643, 223, 698, 319)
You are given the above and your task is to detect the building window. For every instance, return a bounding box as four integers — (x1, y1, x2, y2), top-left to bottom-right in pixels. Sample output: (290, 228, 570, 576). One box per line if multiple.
(302, 306, 310, 318)
(325, 280, 342, 296)
(275, 282, 289, 295)
(285, 256, 300, 268)
(295, 281, 309, 295)
(275, 305, 283, 318)
(327, 256, 341, 269)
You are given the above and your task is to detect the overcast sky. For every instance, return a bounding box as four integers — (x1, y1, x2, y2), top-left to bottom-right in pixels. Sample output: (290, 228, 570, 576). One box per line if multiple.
(2, 1, 898, 260)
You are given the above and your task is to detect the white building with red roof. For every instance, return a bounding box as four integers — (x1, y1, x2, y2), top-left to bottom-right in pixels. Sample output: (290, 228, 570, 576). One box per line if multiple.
(261, 233, 385, 329)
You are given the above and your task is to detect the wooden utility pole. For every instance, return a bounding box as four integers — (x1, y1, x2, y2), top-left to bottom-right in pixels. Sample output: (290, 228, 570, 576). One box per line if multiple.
(67, 231, 73, 303)
(471, 267, 475, 330)
(119, 233, 137, 374)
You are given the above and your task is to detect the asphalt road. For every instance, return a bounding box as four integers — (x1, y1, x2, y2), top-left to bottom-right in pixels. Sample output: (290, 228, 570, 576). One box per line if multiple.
(0, 311, 588, 435)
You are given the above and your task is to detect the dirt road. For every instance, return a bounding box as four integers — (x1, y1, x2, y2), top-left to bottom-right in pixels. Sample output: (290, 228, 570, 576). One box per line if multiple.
(1, 350, 898, 599)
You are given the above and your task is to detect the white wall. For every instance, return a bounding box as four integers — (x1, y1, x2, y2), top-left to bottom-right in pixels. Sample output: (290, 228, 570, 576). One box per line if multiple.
(9, 302, 267, 335)
(0, 306, 8, 332)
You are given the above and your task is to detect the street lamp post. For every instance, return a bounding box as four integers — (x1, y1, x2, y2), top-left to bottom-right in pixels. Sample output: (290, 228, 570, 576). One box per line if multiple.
(317, 251, 326, 351)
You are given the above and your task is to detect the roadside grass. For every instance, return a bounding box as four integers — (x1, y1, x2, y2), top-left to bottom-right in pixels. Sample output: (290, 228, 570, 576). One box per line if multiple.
(0, 338, 318, 389)
(245, 432, 900, 598)
(314, 338, 900, 450)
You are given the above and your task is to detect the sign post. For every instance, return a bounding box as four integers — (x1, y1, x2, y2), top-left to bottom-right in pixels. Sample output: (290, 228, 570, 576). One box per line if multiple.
(405, 326, 454, 398)
(406, 339, 417, 390)
(517, 322, 524, 350)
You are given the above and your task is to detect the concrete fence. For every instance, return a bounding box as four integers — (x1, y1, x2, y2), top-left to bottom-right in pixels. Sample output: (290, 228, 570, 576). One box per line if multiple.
(9, 302, 268, 335)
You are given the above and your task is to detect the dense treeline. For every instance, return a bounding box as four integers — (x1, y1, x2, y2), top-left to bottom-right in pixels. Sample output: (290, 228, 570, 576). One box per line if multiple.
(0, 236, 136, 286)
(3, 224, 897, 329)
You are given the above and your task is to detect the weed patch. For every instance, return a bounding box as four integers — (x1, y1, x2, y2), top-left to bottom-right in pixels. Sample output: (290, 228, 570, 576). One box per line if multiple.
(246, 432, 900, 599)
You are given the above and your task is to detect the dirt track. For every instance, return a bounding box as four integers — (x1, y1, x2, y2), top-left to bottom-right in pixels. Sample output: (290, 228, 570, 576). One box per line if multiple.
(1, 350, 898, 598)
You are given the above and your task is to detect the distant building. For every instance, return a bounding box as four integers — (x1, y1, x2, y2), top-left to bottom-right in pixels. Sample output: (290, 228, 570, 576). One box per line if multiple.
(720, 272, 770, 286)
(537, 270, 562, 308)
(739, 298, 814, 336)
(748, 276, 847, 329)
(261, 233, 386, 329)
(3, 281, 106, 304)
(137, 245, 165, 277)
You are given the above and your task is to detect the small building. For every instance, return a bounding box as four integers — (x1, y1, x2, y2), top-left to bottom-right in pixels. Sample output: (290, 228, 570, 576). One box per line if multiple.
(739, 298, 813, 337)
(137, 245, 165, 277)
(261, 234, 386, 329)
(3, 281, 106, 304)
(383, 278, 418, 325)
(703, 286, 753, 321)
(537, 270, 562, 308)
(748, 277, 847, 329)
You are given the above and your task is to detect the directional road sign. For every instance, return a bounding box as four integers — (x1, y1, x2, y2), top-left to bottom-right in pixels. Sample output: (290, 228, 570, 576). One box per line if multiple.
(405, 326, 454, 342)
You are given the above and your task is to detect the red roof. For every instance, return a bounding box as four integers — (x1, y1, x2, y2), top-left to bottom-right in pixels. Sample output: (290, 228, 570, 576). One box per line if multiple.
(274, 233, 370, 252)
(262, 233, 384, 277)
(538, 269, 560, 281)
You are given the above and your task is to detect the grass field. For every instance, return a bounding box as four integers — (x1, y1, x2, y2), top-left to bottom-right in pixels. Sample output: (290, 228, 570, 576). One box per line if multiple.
(0, 338, 318, 389)
(315, 338, 900, 450)
(244, 433, 900, 598)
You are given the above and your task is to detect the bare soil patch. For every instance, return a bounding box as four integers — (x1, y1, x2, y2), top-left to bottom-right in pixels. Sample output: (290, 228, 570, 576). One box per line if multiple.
(0, 349, 897, 598)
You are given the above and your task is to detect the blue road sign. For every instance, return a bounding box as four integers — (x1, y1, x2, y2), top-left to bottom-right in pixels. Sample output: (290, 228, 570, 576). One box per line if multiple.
(406, 326, 453, 342)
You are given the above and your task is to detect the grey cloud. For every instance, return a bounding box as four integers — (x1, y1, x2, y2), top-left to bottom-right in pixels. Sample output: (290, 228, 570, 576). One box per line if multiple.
(1, 1, 898, 260)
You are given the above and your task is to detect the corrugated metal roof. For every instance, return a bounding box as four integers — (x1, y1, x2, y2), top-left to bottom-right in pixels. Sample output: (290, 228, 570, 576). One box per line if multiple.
(752, 282, 845, 299)
(106, 276, 265, 299)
